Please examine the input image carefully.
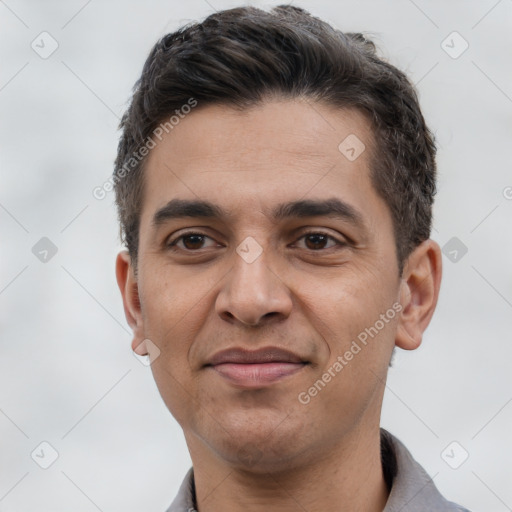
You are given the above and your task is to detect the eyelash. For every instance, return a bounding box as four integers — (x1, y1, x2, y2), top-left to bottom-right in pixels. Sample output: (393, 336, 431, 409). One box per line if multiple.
(166, 230, 346, 252)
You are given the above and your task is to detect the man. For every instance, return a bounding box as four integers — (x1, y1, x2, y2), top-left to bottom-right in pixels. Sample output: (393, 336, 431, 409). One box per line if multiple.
(114, 5, 470, 511)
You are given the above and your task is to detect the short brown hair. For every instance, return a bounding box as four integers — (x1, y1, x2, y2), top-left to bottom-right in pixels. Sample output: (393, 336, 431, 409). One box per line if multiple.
(114, 4, 437, 276)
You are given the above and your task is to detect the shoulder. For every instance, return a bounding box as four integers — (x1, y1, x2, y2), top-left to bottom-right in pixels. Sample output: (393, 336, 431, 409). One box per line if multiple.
(165, 467, 196, 512)
(381, 429, 472, 512)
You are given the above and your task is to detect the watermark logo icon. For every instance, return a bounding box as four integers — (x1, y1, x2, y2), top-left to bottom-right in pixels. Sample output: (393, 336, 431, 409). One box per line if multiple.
(441, 441, 469, 469)
(32, 237, 58, 263)
(31, 441, 59, 469)
(442, 237, 468, 263)
(133, 338, 161, 366)
(441, 31, 469, 59)
(31, 32, 59, 59)
(237, 444, 263, 467)
(236, 236, 263, 264)
(338, 134, 366, 162)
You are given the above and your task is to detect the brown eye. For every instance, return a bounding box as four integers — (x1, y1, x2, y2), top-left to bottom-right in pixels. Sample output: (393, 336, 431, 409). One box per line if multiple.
(167, 232, 217, 251)
(295, 231, 345, 251)
(304, 233, 329, 250)
(181, 234, 207, 250)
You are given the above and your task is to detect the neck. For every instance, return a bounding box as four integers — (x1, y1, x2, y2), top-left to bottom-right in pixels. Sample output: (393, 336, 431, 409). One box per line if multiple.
(187, 425, 389, 512)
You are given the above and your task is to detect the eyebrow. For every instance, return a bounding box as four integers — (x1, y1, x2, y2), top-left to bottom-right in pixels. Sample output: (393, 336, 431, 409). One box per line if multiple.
(152, 197, 366, 231)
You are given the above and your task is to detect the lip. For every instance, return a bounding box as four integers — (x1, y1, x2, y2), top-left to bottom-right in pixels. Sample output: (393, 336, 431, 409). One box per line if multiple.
(210, 362, 306, 387)
(205, 347, 308, 388)
(206, 347, 306, 366)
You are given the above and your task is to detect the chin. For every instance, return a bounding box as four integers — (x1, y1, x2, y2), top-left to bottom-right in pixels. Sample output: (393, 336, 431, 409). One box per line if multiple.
(226, 441, 305, 475)
(207, 414, 312, 473)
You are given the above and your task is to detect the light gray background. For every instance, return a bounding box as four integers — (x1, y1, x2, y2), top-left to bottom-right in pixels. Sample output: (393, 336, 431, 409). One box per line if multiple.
(1, 0, 511, 511)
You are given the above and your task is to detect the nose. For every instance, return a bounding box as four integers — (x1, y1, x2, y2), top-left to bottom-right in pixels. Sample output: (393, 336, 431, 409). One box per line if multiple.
(215, 242, 293, 327)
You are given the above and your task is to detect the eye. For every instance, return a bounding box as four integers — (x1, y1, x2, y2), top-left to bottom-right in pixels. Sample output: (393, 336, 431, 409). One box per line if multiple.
(293, 230, 346, 251)
(166, 230, 346, 253)
(167, 232, 219, 251)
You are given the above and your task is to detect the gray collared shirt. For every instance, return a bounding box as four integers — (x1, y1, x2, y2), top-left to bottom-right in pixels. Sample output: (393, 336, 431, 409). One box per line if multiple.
(166, 428, 471, 511)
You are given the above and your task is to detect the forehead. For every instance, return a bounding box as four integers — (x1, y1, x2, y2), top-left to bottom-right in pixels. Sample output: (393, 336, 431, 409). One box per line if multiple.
(139, 99, 386, 231)
(149, 99, 374, 164)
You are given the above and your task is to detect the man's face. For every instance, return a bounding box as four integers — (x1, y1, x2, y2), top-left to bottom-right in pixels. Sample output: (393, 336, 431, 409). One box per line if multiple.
(122, 99, 404, 471)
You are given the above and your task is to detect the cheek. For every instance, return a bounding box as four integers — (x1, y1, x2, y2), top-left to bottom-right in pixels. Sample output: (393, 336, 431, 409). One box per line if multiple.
(142, 280, 204, 425)
(139, 261, 214, 338)
(150, 362, 194, 427)
(302, 283, 398, 427)
(298, 261, 399, 373)
(138, 269, 204, 387)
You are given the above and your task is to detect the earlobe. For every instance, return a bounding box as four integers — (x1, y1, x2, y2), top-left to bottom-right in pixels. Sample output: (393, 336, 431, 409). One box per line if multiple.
(395, 239, 442, 351)
(115, 251, 147, 354)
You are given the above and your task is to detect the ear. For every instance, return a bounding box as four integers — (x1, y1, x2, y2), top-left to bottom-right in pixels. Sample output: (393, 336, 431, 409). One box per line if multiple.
(395, 239, 442, 350)
(115, 250, 147, 355)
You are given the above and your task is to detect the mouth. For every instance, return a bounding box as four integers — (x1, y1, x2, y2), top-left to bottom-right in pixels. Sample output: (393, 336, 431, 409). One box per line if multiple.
(210, 361, 307, 387)
(204, 347, 309, 388)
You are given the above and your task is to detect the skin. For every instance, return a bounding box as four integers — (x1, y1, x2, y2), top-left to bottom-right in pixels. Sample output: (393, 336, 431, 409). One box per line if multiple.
(116, 98, 442, 512)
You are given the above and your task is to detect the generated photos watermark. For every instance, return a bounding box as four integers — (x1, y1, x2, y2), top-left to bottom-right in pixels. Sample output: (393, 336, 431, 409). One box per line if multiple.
(298, 301, 403, 405)
(92, 97, 198, 200)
